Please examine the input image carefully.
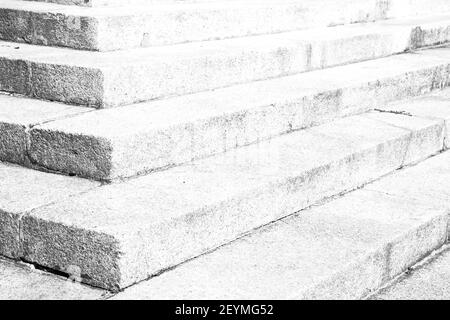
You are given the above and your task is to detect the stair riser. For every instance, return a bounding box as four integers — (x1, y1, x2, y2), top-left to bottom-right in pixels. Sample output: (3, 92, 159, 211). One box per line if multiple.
(0, 8, 99, 50)
(6, 0, 449, 51)
(0, 1, 391, 51)
(0, 123, 28, 167)
(0, 22, 448, 108)
(25, 0, 231, 7)
(0, 211, 20, 260)
(109, 146, 450, 300)
(17, 115, 446, 290)
(0, 161, 100, 259)
(297, 217, 449, 299)
(25, 61, 450, 181)
(0, 57, 104, 107)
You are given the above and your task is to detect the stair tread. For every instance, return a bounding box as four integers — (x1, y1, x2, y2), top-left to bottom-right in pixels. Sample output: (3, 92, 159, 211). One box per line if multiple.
(4, 0, 372, 16)
(1, 0, 450, 297)
(10, 0, 450, 16)
(4, 0, 449, 50)
(0, 93, 89, 125)
(0, 257, 106, 300)
(0, 161, 99, 258)
(371, 245, 450, 300)
(1, 107, 446, 289)
(28, 48, 450, 137)
(23, 0, 285, 7)
(1, 46, 448, 180)
(2, 14, 449, 63)
(379, 89, 450, 121)
(1, 14, 449, 107)
(113, 153, 450, 299)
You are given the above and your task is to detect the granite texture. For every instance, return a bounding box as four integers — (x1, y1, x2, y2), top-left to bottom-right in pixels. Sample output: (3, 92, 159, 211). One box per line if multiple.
(372, 246, 450, 300)
(0, 257, 107, 300)
(377, 88, 450, 149)
(0, 93, 89, 167)
(0, 162, 100, 259)
(3, 1, 449, 50)
(113, 189, 448, 299)
(25, 48, 450, 180)
(0, 18, 449, 107)
(19, 113, 444, 290)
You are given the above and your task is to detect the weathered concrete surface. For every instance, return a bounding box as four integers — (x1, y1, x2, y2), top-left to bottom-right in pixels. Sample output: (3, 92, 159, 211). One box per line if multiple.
(377, 88, 450, 148)
(0, 162, 100, 259)
(25, 0, 206, 7)
(0, 18, 449, 107)
(24, 48, 450, 180)
(371, 245, 450, 300)
(363, 111, 445, 164)
(0, 0, 390, 50)
(367, 151, 450, 239)
(18, 113, 445, 290)
(0, 1, 99, 50)
(0, 257, 107, 300)
(367, 152, 450, 213)
(0, 93, 89, 166)
(27, 0, 448, 10)
(112, 188, 448, 300)
(7, 0, 449, 50)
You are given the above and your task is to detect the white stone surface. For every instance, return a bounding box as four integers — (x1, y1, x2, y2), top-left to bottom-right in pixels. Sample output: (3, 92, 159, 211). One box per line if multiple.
(7, 0, 449, 50)
(26, 0, 254, 7)
(25, 0, 450, 10)
(377, 88, 450, 149)
(23, 48, 450, 180)
(1, 0, 449, 300)
(10, 0, 450, 50)
(0, 93, 89, 166)
(371, 246, 450, 300)
(113, 189, 448, 299)
(0, 257, 106, 300)
(367, 151, 450, 213)
(0, 17, 449, 106)
(362, 111, 445, 164)
(0, 0, 400, 50)
(0, 162, 100, 259)
(19, 113, 444, 290)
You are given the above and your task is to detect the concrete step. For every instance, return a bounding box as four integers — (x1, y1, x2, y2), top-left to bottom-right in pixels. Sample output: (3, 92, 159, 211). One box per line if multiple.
(4, 0, 450, 50)
(0, 16, 449, 107)
(0, 93, 89, 167)
(0, 108, 446, 291)
(25, 0, 252, 7)
(0, 161, 99, 259)
(370, 245, 450, 300)
(0, 257, 107, 299)
(113, 152, 450, 299)
(377, 87, 450, 149)
(21, 0, 450, 15)
(1, 47, 449, 181)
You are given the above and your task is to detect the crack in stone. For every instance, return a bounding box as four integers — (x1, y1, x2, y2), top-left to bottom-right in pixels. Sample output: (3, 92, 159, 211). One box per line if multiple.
(374, 108, 413, 116)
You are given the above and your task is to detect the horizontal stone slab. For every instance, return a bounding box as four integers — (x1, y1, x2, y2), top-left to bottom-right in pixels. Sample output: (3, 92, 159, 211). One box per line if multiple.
(366, 151, 450, 224)
(371, 245, 450, 300)
(113, 188, 448, 299)
(0, 257, 106, 300)
(0, 93, 89, 167)
(15, 112, 445, 290)
(20, 48, 450, 180)
(0, 161, 99, 259)
(25, 0, 231, 7)
(0, 16, 449, 107)
(5, 0, 450, 50)
(377, 89, 450, 148)
(25, 0, 450, 15)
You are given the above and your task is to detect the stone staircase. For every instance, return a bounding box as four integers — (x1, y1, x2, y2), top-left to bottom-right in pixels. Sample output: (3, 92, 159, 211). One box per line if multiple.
(0, 0, 450, 297)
